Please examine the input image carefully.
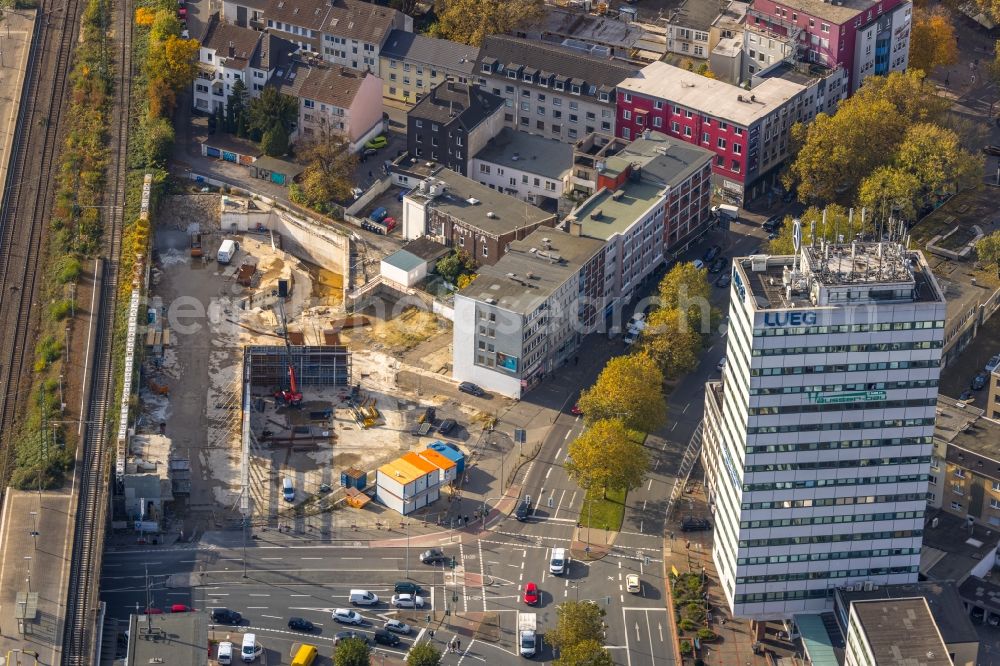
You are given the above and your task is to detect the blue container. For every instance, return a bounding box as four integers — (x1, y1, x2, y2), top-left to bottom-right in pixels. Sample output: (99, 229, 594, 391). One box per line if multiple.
(427, 441, 465, 474)
(340, 468, 368, 490)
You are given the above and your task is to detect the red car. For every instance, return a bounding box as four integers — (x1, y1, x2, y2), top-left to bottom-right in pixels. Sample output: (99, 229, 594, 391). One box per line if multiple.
(170, 604, 192, 613)
(570, 405, 582, 416)
(523, 582, 539, 606)
(177, 6, 187, 17)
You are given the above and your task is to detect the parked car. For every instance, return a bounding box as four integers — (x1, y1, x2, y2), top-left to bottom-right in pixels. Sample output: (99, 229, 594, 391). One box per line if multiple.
(332, 609, 364, 625)
(709, 256, 728, 273)
(973, 372, 988, 391)
(716, 357, 727, 371)
(703, 245, 722, 263)
(369, 207, 389, 223)
(681, 516, 711, 532)
(287, 617, 315, 632)
(767, 231, 779, 240)
(334, 631, 368, 646)
(373, 629, 401, 646)
(394, 581, 421, 595)
(982, 145, 1000, 157)
(143, 607, 163, 615)
(391, 594, 425, 609)
(516, 495, 534, 521)
(170, 604, 192, 613)
(385, 619, 412, 634)
(211, 608, 242, 625)
(362, 147, 378, 157)
(180, 28, 189, 38)
(986, 354, 1000, 374)
(626, 574, 641, 594)
(176, 6, 186, 17)
(421, 548, 448, 564)
(365, 135, 388, 150)
(523, 582, 539, 605)
(438, 418, 457, 435)
(715, 274, 731, 288)
(692, 259, 705, 270)
(458, 381, 485, 397)
(763, 216, 785, 233)
(623, 330, 639, 346)
(570, 404, 583, 416)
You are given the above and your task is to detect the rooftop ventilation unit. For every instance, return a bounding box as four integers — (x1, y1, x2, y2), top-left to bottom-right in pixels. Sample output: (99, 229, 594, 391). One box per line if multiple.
(591, 209, 603, 220)
(467, 197, 480, 205)
(487, 211, 497, 218)
(612, 190, 625, 200)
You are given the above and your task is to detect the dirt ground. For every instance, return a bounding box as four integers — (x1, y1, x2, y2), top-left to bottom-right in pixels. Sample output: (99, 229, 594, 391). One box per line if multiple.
(139, 195, 483, 533)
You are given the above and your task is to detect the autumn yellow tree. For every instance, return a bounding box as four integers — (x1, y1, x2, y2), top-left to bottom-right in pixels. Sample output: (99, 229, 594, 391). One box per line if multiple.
(857, 167, 922, 222)
(786, 70, 950, 203)
(433, 0, 544, 46)
(134, 6, 156, 26)
(297, 126, 359, 208)
(656, 262, 713, 334)
(975, 0, 1000, 25)
(641, 308, 702, 378)
(895, 123, 983, 196)
(566, 419, 650, 498)
(908, 8, 959, 74)
(577, 354, 665, 433)
(767, 205, 856, 254)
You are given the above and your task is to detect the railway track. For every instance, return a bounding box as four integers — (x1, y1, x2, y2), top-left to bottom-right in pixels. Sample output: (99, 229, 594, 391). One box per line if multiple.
(0, 0, 86, 471)
(62, 0, 133, 658)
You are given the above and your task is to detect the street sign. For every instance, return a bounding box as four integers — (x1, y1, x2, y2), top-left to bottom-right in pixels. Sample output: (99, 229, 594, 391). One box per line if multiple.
(514, 428, 526, 444)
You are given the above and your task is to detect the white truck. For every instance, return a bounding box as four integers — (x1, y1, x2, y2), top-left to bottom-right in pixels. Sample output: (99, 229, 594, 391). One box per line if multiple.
(518, 612, 537, 658)
(217, 239, 239, 264)
(711, 204, 739, 221)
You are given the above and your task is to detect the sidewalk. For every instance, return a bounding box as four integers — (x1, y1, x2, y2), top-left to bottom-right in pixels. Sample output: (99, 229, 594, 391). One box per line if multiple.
(663, 481, 800, 666)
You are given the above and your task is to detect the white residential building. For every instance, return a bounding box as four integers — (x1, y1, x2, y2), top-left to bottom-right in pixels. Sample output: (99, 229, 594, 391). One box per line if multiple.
(702, 238, 947, 620)
(470, 128, 572, 208)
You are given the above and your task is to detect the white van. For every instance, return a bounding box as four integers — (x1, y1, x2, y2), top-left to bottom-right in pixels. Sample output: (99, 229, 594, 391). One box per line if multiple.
(549, 547, 568, 575)
(711, 204, 739, 221)
(241, 633, 260, 662)
(217, 641, 233, 665)
(349, 589, 379, 606)
(282, 477, 294, 502)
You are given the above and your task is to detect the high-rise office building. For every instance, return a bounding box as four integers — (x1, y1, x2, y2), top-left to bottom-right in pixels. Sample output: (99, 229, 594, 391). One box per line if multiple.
(702, 234, 946, 620)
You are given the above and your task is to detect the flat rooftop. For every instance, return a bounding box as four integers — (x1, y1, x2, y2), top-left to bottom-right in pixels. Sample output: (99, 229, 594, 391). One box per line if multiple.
(736, 243, 944, 311)
(571, 180, 666, 240)
(936, 396, 1000, 459)
(410, 169, 554, 237)
(921, 509, 1000, 582)
(473, 128, 572, 180)
(763, 0, 876, 24)
(851, 598, 951, 666)
(602, 130, 713, 185)
(534, 7, 647, 47)
(127, 613, 207, 665)
(620, 61, 805, 126)
(837, 581, 980, 647)
(459, 229, 605, 314)
(959, 575, 1000, 615)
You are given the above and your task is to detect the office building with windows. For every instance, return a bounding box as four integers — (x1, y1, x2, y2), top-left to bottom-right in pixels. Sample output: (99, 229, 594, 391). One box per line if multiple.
(702, 237, 947, 620)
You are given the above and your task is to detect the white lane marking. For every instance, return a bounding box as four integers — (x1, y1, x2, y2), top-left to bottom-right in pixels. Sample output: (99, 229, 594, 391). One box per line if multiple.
(671, 423, 678, 431)
(248, 606, 268, 609)
(478, 539, 487, 612)
(553, 489, 567, 519)
(290, 594, 310, 597)
(261, 557, 283, 560)
(545, 468, 552, 479)
(564, 431, 571, 440)
(250, 594, 270, 597)
(682, 402, 690, 414)
(647, 478, 652, 491)
(262, 614, 282, 619)
(341, 557, 363, 560)
(622, 608, 634, 666)
(301, 557, 322, 560)
(554, 446, 563, 459)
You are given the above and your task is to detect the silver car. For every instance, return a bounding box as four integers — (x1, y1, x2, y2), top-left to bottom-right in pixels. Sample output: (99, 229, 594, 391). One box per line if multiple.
(390, 593, 425, 609)
(384, 619, 412, 634)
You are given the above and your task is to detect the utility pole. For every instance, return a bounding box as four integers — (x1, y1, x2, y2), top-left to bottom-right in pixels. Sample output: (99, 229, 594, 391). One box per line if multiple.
(28, 511, 38, 551)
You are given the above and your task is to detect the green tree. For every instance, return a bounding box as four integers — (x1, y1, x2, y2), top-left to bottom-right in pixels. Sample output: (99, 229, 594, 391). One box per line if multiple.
(260, 125, 290, 157)
(554, 639, 615, 666)
(976, 230, 1000, 277)
(767, 205, 856, 255)
(407, 642, 443, 666)
(566, 419, 650, 498)
(297, 127, 358, 206)
(248, 86, 299, 138)
(434, 0, 544, 45)
(577, 354, 665, 433)
(549, 601, 606, 650)
(656, 262, 713, 334)
(908, 8, 959, 74)
(857, 166, 922, 223)
(226, 77, 250, 135)
(436, 251, 476, 284)
(334, 638, 370, 666)
(641, 308, 701, 378)
(142, 116, 175, 166)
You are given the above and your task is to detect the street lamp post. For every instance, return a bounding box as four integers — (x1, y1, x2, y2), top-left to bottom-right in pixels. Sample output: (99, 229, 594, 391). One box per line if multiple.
(28, 511, 38, 550)
(242, 517, 248, 579)
(481, 496, 503, 530)
(24, 556, 31, 593)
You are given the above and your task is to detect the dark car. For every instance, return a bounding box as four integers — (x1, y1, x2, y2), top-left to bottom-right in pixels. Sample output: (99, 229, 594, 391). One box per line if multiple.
(421, 548, 448, 564)
(394, 581, 421, 595)
(373, 629, 401, 646)
(703, 245, 722, 263)
(419, 407, 436, 424)
(681, 516, 711, 532)
(334, 631, 369, 646)
(709, 257, 728, 274)
(715, 274, 731, 288)
(973, 372, 988, 391)
(288, 617, 315, 632)
(982, 145, 1000, 157)
(458, 381, 485, 397)
(763, 216, 785, 233)
(211, 608, 242, 625)
(438, 418, 457, 435)
(516, 495, 534, 521)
